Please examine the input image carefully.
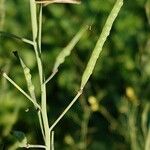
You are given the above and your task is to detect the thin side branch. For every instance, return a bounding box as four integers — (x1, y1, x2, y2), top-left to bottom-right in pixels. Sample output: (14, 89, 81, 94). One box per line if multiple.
(2, 72, 41, 110)
(35, 0, 81, 5)
(0, 31, 34, 45)
(44, 69, 58, 85)
(26, 144, 46, 149)
(49, 90, 83, 131)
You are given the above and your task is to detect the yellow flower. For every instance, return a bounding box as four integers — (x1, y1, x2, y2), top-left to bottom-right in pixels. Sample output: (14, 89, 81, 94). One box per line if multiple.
(126, 87, 138, 104)
(88, 96, 99, 112)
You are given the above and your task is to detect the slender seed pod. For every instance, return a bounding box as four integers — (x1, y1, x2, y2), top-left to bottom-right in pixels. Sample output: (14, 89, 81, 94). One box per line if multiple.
(53, 25, 88, 72)
(80, 0, 123, 89)
(13, 51, 37, 103)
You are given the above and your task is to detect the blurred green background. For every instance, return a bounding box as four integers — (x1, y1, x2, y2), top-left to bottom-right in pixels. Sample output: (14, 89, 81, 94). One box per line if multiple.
(0, 0, 150, 149)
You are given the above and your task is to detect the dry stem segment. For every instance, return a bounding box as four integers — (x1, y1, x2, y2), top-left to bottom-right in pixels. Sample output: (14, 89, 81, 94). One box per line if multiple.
(35, 0, 81, 5)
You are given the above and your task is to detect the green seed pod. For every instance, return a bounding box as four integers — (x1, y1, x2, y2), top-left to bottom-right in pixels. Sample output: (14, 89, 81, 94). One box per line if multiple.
(53, 25, 88, 72)
(80, 0, 123, 89)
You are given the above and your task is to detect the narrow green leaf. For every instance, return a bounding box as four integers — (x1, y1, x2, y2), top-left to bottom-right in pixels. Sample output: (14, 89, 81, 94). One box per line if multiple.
(53, 25, 88, 72)
(13, 51, 37, 103)
(80, 0, 123, 89)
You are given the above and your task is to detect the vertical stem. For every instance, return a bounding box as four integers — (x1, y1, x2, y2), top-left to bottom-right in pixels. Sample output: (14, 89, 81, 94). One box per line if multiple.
(38, 5, 42, 53)
(41, 83, 50, 150)
(30, 1, 50, 149)
(0, 0, 5, 30)
(81, 110, 90, 150)
(145, 125, 150, 150)
(37, 4, 50, 150)
(51, 131, 55, 150)
(128, 106, 140, 150)
(80, 97, 91, 150)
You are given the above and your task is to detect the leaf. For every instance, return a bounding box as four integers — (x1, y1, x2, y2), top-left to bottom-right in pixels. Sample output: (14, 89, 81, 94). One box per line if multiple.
(53, 25, 88, 72)
(80, 0, 123, 89)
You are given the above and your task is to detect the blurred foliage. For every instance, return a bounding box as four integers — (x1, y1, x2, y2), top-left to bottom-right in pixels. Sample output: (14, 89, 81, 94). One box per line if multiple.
(0, 0, 150, 150)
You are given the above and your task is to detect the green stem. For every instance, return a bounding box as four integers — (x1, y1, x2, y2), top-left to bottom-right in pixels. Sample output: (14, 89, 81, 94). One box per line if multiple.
(51, 131, 54, 150)
(27, 144, 46, 149)
(0, 31, 34, 45)
(30, 1, 50, 149)
(38, 110, 45, 140)
(38, 5, 42, 53)
(36, 4, 50, 150)
(98, 105, 118, 130)
(0, 0, 5, 30)
(128, 107, 140, 150)
(49, 90, 82, 131)
(80, 99, 91, 150)
(41, 83, 50, 150)
(44, 69, 58, 85)
(145, 125, 150, 150)
(2, 72, 41, 110)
